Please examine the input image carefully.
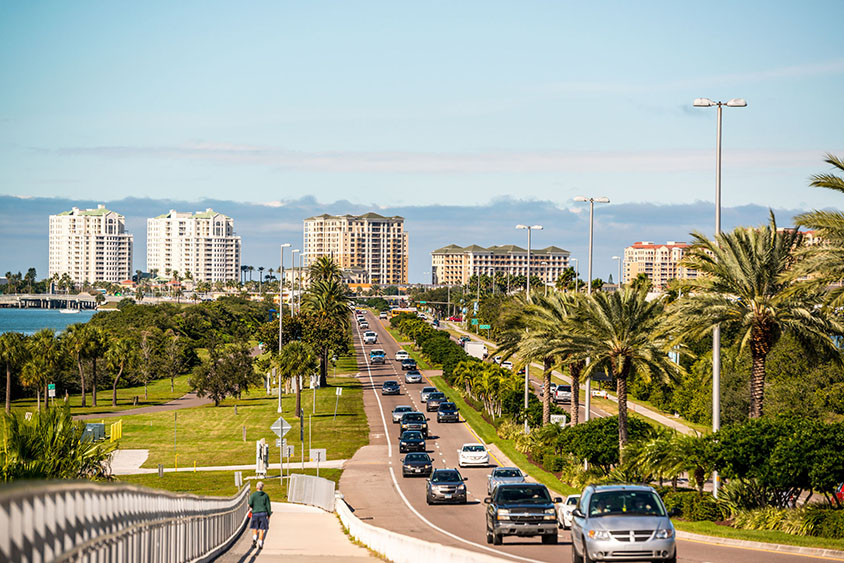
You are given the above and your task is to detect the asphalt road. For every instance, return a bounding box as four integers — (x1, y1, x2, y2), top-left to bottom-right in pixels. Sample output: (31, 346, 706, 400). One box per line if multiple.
(339, 310, 837, 563)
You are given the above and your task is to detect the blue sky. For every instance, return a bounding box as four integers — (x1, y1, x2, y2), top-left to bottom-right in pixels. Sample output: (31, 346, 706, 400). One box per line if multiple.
(1, 1, 843, 281)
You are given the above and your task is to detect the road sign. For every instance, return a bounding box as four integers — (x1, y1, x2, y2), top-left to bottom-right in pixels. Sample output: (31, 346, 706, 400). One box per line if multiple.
(336, 387, 343, 396)
(275, 438, 288, 448)
(479, 324, 490, 330)
(271, 417, 292, 437)
(419, 301, 427, 304)
(284, 445, 295, 457)
(309, 449, 327, 462)
(48, 383, 56, 398)
(550, 414, 568, 427)
(471, 318, 479, 325)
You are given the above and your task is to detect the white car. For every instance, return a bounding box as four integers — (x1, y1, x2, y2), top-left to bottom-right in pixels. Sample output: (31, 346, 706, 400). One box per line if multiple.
(379, 312, 388, 319)
(500, 361, 513, 371)
(395, 350, 410, 361)
(557, 494, 580, 529)
(363, 331, 377, 344)
(493, 355, 503, 364)
(457, 443, 490, 467)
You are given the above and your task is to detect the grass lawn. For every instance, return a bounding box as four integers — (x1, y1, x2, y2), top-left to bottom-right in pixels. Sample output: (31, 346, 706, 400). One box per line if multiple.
(674, 520, 844, 552)
(429, 375, 578, 497)
(335, 352, 359, 375)
(119, 468, 342, 499)
(11, 374, 192, 416)
(115, 375, 367, 469)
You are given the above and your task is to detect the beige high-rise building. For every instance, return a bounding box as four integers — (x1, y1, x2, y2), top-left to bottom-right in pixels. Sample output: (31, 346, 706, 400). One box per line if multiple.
(303, 213, 408, 284)
(48, 205, 134, 284)
(431, 244, 569, 286)
(147, 209, 241, 283)
(623, 241, 697, 290)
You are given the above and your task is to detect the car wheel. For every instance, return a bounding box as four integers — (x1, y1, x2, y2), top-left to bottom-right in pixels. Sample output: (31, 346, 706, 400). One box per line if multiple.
(542, 533, 558, 545)
(486, 529, 493, 544)
(571, 543, 584, 563)
(661, 556, 677, 563)
(426, 494, 432, 505)
(492, 533, 502, 546)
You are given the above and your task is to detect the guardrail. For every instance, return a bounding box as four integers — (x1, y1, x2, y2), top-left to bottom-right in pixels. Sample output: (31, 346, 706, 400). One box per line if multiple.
(287, 474, 335, 512)
(0, 480, 250, 563)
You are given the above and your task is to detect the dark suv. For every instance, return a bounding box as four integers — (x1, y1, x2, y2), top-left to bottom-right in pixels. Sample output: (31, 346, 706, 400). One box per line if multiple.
(437, 401, 459, 423)
(426, 392, 446, 412)
(399, 411, 429, 437)
(400, 358, 417, 371)
(426, 468, 467, 504)
(485, 483, 561, 546)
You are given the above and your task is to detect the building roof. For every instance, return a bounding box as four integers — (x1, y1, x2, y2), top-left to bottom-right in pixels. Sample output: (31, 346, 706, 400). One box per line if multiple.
(628, 241, 689, 249)
(56, 205, 120, 217)
(431, 243, 570, 255)
(304, 212, 404, 221)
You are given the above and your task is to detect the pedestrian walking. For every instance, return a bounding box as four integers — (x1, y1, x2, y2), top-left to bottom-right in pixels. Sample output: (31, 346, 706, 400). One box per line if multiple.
(249, 481, 272, 548)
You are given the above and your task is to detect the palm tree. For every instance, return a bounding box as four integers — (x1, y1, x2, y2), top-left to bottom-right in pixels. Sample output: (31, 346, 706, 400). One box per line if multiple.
(301, 278, 351, 324)
(275, 341, 317, 419)
(105, 337, 137, 406)
(86, 327, 107, 407)
(0, 332, 28, 413)
(567, 286, 680, 455)
(668, 213, 842, 419)
(308, 255, 342, 283)
(63, 324, 92, 408)
(258, 266, 265, 293)
(22, 329, 60, 410)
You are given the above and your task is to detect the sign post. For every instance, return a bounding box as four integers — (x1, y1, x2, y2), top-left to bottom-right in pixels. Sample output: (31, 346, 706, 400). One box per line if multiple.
(271, 417, 292, 479)
(333, 387, 343, 421)
(310, 448, 327, 477)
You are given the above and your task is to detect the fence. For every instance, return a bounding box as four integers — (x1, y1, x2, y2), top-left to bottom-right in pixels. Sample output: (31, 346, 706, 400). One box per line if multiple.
(287, 474, 335, 512)
(0, 480, 250, 563)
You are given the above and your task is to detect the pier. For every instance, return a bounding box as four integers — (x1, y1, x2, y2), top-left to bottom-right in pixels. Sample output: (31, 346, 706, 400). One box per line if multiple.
(0, 294, 98, 310)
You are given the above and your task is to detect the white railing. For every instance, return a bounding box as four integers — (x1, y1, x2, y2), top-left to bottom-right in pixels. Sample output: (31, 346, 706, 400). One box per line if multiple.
(0, 480, 250, 563)
(287, 474, 335, 512)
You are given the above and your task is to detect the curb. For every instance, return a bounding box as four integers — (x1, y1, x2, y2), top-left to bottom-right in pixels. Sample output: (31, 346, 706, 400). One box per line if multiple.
(676, 530, 844, 560)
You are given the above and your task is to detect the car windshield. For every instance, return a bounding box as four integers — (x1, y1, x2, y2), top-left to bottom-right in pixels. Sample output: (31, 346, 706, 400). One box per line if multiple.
(493, 469, 522, 478)
(429, 393, 445, 400)
(559, 385, 571, 392)
(383, 381, 398, 387)
(439, 403, 456, 410)
(401, 431, 423, 440)
(403, 413, 424, 422)
(497, 486, 552, 504)
(394, 407, 411, 413)
(432, 471, 461, 483)
(567, 496, 580, 505)
(463, 445, 485, 452)
(422, 387, 436, 393)
(589, 491, 665, 517)
(405, 453, 430, 462)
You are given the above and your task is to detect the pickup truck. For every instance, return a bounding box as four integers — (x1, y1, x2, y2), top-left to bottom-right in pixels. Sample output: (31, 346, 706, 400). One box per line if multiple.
(485, 483, 561, 546)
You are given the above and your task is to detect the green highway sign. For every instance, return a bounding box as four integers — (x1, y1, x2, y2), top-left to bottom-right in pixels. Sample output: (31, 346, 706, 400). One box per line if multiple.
(48, 384, 56, 390)
(419, 301, 427, 304)
(471, 318, 479, 325)
(479, 324, 491, 330)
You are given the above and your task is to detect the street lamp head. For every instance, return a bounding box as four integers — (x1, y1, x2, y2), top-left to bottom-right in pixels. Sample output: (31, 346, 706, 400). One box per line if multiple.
(292, 249, 300, 254)
(573, 196, 588, 202)
(280, 243, 291, 248)
(727, 98, 747, 107)
(694, 98, 714, 107)
(612, 256, 620, 260)
(531, 225, 544, 230)
(515, 224, 528, 229)
(595, 197, 610, 204)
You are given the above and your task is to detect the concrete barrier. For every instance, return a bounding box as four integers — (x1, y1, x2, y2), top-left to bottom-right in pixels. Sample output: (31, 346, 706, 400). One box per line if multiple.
(288, 474, 335, 512)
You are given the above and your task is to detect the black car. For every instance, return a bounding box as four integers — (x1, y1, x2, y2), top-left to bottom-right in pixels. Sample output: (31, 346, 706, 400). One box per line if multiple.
(426, 392, 446, 412)
(381, 380, 401, 395)
(485, 483, 561, 545)
(459, 336, 471, 347)
(437, 401, 459, 423)
(399, 430, 426, 453)
(399, 411, 429, 437)
(400, 358, 418, 371)
(426, 468, 467, 504)
(401, 452, 433, 477)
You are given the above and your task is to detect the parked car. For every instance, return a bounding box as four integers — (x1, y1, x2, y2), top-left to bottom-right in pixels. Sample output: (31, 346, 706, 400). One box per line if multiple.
(557, 494, 580, 529)
(485, 483, 561, 545)
(487, 467, 525, 495)
(554, 385, 572, 403)
(363, 331, 377, 344)
(426, 392, 446, 411)
(426, 468, 467, 504)
(458, 443, 490, 467)
(381, 380, 400, 395)
(571, 484, 676, 563)
(399, 430, 426, 453)
(401, 452, 433, 477)
(420, 386, 438, 402)
(395, 350, 410, 361)
(447, 316, 463, 322)
(399, 411, 429, 437)
(391, 405, 414, 423)
(405, 369, 423, 384)
(436, 401, 459, 423)
(500, 361, 513, 370)
(400, 358, 417, 371)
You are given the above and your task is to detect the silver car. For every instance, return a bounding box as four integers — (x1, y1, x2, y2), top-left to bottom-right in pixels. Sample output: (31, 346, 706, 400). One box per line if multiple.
(391, 405, 413, 423)
(571, 484, 676, 563)
(557, 494, 580, 529)
(487, 467, 525, 495)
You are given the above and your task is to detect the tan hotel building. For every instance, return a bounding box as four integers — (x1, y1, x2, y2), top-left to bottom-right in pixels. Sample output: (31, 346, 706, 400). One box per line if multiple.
(303, 213, 408, 284)
(431, 244, 569, 286)
(623, 241, 697, 290)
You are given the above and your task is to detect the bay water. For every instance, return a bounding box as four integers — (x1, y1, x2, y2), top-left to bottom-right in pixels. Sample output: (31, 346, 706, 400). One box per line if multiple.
(0, 308, 98, 335)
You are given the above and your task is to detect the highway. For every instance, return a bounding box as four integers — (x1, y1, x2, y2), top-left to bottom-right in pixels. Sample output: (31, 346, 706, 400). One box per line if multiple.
(338, 309, 838, 563)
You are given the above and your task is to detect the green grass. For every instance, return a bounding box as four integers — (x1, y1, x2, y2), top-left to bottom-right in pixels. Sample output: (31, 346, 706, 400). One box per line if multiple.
(429, 375, 578, 497)
(402, 345, 436, 370)
(11, 374, 192, 416)
(115, 375, 368, 468)
(335, 352, 359, 374)
(673, 520, 844, 552)
(119, 468, 342, 499)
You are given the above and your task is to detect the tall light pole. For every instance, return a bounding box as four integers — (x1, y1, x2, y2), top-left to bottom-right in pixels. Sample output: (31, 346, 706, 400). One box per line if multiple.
(573, 196, 610, 422)
(298, 252, 308, 314)
(612, 255, 621, 288)
(516, 224, 543, 300)
(694, 96, 747, 498)
(291, 249, 300, 315)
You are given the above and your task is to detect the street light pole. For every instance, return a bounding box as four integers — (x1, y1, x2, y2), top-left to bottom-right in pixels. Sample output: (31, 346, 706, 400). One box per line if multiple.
(694, 96, 746, 499)
(542, 262, 548, 297)
(572, 258, 579, 293)
(291, 250, 300, 315)
(516, 224, 543, 301)
(278, 243, 291, 414)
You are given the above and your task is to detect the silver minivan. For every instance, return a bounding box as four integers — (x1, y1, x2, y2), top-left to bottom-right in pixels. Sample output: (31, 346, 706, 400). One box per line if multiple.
(571, 484, 676, 563)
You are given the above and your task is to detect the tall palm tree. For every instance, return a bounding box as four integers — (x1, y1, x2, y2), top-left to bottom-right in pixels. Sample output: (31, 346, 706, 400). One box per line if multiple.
(86, 327, 106, 407)
(105, 337, 137, 406)
(63, 324, 92, 408)
(258, 266, 265, 293)
(23, 329, 60, 410)
(308, 255, 342, 283)
(301, 278, 351, 324)
(0, 332, 28, 413)
(275, 341, 317, 418)
(567, 286, 680, 454)
(669, 213, 842, 419)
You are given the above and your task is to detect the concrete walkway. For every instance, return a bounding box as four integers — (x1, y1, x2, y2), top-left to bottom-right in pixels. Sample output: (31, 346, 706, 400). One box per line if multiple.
(110, 449, 349, 475)
(75, 391, 213, 420)
(216, 502, 379, 562)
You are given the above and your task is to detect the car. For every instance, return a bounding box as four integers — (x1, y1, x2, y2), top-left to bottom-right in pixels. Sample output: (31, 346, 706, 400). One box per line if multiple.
(399, 411, 429, 437)
(557, 494, 580, 529)
(395, 350, 410, 361)
(554, 385, 572, 404)
(432, 319, 440, 327)
(447, 316, 463, 322)
(399, 430, 426, 453)
(391, 405, 414, 423)
(426, 392, 446, 411)
(379, 312, 388, 319)
(493, 355, 503, 364)
(436, 401, 459, 423)
(420, 386, 438, 402)
(426, 468, 467, 504)
(485, 483, 561, 546)
(359, 320, 369, 329)
(571, 484, 677, 563)
(369, 349, 386, 365)
(487, 467, 525, 495)
(458, 335, 471, 346)
(836, 483, 844, 503)
(501, 361, 513, 370)
(400, 358, 417, 371)
(363, 331, 377, 344)
(401, 452, 433, 477)
(404, 369, 423, 384)
(458, 443, 490, 467)
(381, 380, 400, 395)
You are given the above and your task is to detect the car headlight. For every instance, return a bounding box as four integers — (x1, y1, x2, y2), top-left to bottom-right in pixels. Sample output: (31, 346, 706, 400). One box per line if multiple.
(400, 441, 407, 445)
(457, 484, 466, 491)
(655, 528, 674, 539)
(497, 508, 510, 521)
(587, 529, 612, 540)
(544, 508, 557, 520)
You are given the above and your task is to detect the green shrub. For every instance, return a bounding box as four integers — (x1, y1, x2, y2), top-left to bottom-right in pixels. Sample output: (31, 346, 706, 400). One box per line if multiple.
(815, 508, 844, 539)
(662, 491, 728, 521)
(733, 506, 844, 539)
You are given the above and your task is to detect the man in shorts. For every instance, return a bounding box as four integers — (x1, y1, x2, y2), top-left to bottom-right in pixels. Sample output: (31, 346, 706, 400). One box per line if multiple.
(249, 481, 272, 548)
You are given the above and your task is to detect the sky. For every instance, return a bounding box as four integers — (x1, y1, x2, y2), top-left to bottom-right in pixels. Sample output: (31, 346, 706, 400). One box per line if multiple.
(1, 1, 843, 281)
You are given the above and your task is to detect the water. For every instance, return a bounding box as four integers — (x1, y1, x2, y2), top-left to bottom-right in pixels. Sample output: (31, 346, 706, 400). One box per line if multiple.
(0, 308, 98, 335)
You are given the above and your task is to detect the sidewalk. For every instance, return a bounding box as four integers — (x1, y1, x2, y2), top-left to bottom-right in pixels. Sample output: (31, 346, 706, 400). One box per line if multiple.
(216, 502, 379, 562)
(75, 392, 212, 420)
(109, 449, 348, 475)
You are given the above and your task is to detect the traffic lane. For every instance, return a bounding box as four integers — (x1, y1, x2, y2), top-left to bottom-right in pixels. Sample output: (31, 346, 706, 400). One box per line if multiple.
(676, 539, 838, 563)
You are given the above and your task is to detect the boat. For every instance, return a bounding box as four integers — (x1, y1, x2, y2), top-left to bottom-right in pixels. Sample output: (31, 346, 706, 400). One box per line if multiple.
(59, 308, 80, 314)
